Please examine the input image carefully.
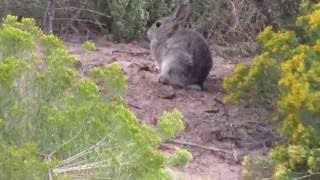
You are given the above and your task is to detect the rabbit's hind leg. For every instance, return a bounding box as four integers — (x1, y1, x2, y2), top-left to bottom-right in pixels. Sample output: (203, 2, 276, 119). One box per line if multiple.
(159, 57, 190, 88)
(159, 73, 202, 91)
(158, 70, 185, 88)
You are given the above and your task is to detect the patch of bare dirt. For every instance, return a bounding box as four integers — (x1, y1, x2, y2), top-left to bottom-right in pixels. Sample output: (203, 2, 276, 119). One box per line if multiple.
(65, 36, 279, 180)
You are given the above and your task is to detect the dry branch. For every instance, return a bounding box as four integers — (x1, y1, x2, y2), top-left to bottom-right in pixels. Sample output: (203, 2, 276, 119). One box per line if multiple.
(294, 172, 320, 180)
(111, 49, 150, 56)
(54, 18, 108, 27)
(53, 160, 107, 173)
(227, 0, 239, 30)
(169, 139, 233, 156)
(55, 6, 110, 18)
(43, 0, 57, 34)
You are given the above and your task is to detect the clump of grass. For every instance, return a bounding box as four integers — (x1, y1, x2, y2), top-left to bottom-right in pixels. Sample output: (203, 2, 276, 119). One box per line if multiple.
(167, 147, 193, 168)
(82, 40, 96, 52)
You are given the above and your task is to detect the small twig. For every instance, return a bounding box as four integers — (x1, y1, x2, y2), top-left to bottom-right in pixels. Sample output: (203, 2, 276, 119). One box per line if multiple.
(43, 0, 57, 34)
(294, 172, 320, 180)
(48, 171, 53, 180)
(128, 102, 143, 110)
(45, 155, 53, 180)
(55, 6, 110, 18)
(58, 148, 93, 166)
(169, 139, 233, 156)
(111, 49, 150, 56)
(227, 0, 239, 30)
(214, 97, 224, 105)
(58, 137, 106, 166)
(62, 159, 88, 169)
(48, 129, 83, 157)
(54, 18, 108, 27)
(214, 97, 230, 121)
(61, 2, 88, 35)
(231, 143, 240, 163)
(53, 160, 107, 173)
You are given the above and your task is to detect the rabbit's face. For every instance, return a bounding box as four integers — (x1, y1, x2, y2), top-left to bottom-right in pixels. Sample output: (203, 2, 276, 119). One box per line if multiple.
(147, 17, 175, 41)
(148, 0, 192, 42)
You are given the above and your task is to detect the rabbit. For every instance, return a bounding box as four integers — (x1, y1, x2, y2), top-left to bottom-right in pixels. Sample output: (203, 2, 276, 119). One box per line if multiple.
(147, 0, 212, 90)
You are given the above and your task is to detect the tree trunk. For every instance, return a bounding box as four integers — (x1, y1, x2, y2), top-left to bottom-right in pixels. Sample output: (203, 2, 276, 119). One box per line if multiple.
(43, 0, 57, 34)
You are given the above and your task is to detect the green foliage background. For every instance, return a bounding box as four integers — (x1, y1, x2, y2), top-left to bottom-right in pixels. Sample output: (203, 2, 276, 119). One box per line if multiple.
(0, 0, 304, 42)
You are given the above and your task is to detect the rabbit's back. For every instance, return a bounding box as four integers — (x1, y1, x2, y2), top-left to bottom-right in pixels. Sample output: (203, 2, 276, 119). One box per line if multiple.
(166, 29, 212, 84)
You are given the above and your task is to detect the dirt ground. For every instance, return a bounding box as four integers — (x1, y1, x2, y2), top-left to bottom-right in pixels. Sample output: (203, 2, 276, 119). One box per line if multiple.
(65, 36, 280, 180)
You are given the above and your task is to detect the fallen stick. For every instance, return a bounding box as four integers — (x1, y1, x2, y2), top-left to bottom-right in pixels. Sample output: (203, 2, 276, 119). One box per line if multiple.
(214, 98, 230, 121)
(169, 139, 240, 163)
(169, 139, 233, 156)
(128, 102, 143, 110)
(111, 50, 150, 56)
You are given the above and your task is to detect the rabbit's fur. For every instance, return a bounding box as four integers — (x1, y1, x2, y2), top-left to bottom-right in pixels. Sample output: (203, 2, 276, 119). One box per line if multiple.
(147, 0, 212, 90)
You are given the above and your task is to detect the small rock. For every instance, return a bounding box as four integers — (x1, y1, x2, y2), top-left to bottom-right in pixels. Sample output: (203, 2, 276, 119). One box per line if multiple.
(138, 65, 152, 72)
(158, 85, 176, 99)
(199, 130, 217, 144)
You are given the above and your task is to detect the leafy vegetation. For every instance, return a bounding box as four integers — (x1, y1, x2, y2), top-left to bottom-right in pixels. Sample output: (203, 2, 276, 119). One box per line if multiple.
(157, 109, 184, 141)
(241, 155, 275, 180)
(0, 0, 305, 43)
(82, 40, 96, 52)
(224, 1, 320, 179)
(0, 15, 187, 179)
(167, 147, 193, 168)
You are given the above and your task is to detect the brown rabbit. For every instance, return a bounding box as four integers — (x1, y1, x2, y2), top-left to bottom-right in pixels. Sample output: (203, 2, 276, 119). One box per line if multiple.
(147, 0, 212, 90)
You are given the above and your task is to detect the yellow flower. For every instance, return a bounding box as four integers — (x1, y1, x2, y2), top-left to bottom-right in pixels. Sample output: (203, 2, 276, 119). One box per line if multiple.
(257, 26, 273, 43)
(306, 92, 320, 112)
(313, 40, 320, 52)
(279, 73, 296, 86)
(292, 54, 306, 72)
(273, 164, 290, 180)
(309, 9, 320, 29)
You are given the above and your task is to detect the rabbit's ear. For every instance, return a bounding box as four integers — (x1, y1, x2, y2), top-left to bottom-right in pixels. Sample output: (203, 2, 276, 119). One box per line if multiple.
(171, 0, 192, 23)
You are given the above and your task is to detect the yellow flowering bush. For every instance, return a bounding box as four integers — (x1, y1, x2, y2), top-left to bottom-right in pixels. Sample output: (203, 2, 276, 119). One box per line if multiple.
(223, 51, 280, 108)
(224, 1, 320, 179)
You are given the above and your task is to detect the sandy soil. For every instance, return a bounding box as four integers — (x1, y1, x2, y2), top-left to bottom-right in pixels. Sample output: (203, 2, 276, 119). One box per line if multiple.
(65, 36, 279, 180)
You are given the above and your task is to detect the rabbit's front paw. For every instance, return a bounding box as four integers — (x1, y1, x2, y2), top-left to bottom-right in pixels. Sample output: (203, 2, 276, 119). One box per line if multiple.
(158, 75, 164, 83)
(150, 64, 160, 73)
(158, 75, 168, 84)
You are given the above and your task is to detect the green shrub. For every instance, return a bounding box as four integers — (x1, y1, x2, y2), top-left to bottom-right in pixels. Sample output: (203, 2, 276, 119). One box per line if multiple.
(1, 0, 174, 41)
(167, 147, 193, 168)
(0, 15, 185, 179)
(82, 40, 96, 52)
(241, 155, 275, 180)
(224, 1, 320, 179)
(157, 109, 184, 141)
(145, 0, 179, 23)
(107, 0, 147, 41)
(0, 0, 305, 43)
(191, 0, 224, 34)
(0, 0, 46, 21)
(0, 142, 52, 180)
(108, 0, 179, 40)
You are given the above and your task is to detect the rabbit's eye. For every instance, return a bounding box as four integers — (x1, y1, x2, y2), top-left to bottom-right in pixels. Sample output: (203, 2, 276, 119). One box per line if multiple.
(156, 22, 162, 28)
